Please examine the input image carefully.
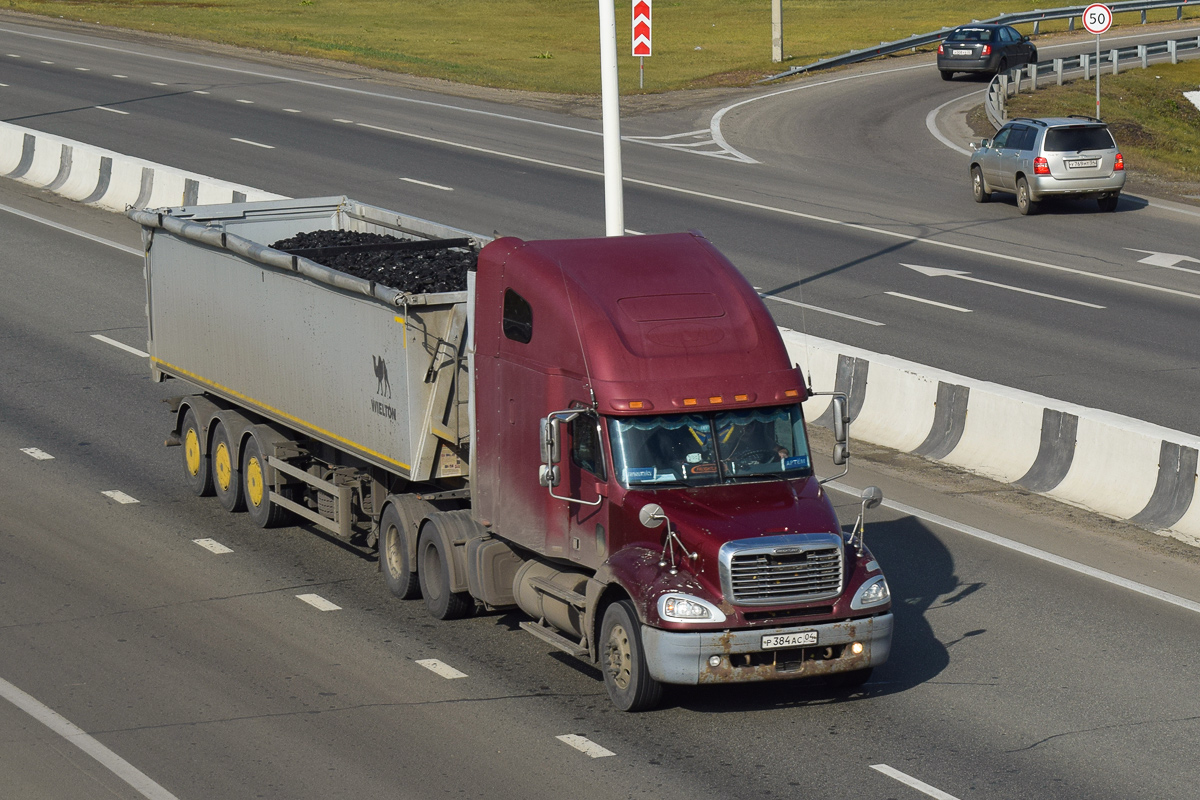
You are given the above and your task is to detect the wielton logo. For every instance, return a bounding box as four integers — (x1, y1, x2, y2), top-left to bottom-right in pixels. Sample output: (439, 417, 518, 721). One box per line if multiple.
(372, 355, 391, 398)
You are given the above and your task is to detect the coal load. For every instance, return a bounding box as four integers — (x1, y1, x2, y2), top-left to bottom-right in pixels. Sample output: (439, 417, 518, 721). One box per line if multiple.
(271, 229, 475, 294)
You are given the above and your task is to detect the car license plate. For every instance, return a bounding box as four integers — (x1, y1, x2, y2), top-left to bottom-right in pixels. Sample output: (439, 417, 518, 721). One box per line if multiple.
(952, 49, 972, 56)
(762, 630, 818, 649)
(1067, 159, 1099, 169)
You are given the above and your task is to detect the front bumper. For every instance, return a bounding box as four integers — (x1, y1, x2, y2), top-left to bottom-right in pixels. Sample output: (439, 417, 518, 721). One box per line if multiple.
(641, 613, 893, 685)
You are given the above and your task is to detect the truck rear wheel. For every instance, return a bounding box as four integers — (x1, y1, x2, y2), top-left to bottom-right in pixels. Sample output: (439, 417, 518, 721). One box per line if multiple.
(241, 432, 290, 528)
(600, 600, 663, 712)
(418, 520, 474, 620)
(380, 504, 420, 600)
(180, 408, 214, 497)
(211, 421, 245, 512)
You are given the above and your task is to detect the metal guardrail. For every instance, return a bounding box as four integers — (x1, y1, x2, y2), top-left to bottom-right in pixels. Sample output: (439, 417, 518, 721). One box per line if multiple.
(984, 34, 1200, 128)
(762, 0, 1196, 82)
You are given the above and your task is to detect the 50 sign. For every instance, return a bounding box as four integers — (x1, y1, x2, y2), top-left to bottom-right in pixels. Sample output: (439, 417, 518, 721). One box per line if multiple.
(1083, 3, 1112, 34)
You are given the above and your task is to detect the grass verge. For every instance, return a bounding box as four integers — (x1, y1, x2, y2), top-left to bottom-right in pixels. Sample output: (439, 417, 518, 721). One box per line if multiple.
(3, 0, 1198, 94)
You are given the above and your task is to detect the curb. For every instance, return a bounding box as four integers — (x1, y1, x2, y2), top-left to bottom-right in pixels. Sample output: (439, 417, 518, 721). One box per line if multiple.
(788, 329, 1200, 548)
(0, 121, 286, 211)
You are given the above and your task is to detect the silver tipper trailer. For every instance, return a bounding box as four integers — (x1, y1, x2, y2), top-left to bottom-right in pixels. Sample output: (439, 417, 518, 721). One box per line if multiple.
(128, 196, 491, 539)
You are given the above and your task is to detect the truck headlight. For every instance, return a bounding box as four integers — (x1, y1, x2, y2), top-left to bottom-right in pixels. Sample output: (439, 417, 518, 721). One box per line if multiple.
(850, 576, 890, 610)
(658, 593, 727, 623)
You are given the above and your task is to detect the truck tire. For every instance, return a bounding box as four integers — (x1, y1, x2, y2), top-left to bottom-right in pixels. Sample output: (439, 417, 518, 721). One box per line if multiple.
(600, 600, 663, 712)
(380, 503, 420, 600)
(180, 408, 214, 497)
(211, 421, 245, 512)
(241, 432, 290, 528)
(418, 521, 474, 620)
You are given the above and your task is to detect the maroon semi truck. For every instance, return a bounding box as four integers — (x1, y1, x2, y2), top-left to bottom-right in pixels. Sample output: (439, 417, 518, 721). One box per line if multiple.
(131, 196, 893, 711)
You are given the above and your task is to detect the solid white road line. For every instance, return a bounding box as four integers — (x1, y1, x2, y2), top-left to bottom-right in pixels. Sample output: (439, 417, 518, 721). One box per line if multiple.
(885, 291, 972, 313)
(0, 676, 182, 800)
(101, 490, 139, 504)
(556, 734, 615, 758)
(296, 593, 341, 611)
(192, 538, 233, 554)
(0, 202, 142, 256)
(91, 334, 149, 357)
(20, 447, 54, 460)
(94, 106, 129, 115)
(415, 659, 468, 679)
(230, 137, 274, 149)
(871, 764, 961, 800)
(827, 480, 1200, 615)
(400, 177, 452, 191)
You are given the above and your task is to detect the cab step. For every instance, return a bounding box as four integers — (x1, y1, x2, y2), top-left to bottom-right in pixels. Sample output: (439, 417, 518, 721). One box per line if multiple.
(519, 620, 589, 659)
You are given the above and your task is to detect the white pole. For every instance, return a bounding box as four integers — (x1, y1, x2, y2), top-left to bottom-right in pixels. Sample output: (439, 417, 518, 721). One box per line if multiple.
(772, 0, 783, 63)
(1095, 34, 1101, 118)
(598, 0, 624, 236)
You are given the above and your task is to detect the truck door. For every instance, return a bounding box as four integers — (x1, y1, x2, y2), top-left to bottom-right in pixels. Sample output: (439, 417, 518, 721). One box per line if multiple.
(564, 411, 607, 570)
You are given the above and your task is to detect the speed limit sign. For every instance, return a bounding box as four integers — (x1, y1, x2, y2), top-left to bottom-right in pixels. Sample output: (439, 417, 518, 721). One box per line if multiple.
(1083, 3, 1112, 34)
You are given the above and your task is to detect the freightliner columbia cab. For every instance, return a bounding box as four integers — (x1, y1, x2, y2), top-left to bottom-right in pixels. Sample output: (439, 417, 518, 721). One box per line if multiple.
(471, 231, 893, 711)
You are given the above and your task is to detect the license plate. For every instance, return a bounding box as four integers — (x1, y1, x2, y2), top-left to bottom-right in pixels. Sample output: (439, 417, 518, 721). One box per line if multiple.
(1067, 159, 1099, 169)
(952, 49, 972, 56)
(762, 630, 818, 649)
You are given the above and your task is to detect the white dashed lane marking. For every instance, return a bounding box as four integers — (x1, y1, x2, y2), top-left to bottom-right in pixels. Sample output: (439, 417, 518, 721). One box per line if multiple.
(400, 178, 452, 191)
(20, 448, 54, 460)
(91, 334, 148, 357)
(95, 106, 129, 115)
(193, 538, 233, 554)
(231, 137, 275, 149)
(296, 594, 341, 611)
(415, 659, 467, 679)
(101, 490, 139, 504)
(871, 764, 961, 800)
(556, 734, 615, 758)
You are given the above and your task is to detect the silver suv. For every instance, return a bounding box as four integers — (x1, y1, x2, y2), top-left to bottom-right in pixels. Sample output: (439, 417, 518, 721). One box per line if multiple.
(969, 117, 1125, 215)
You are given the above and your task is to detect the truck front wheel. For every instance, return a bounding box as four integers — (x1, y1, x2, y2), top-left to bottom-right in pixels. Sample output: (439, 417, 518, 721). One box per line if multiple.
(211, 421, 245, 512)
(600, 600, 663, 712)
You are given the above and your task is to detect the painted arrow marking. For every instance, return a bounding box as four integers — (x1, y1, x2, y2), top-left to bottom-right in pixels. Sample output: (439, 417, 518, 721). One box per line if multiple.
(901, 264, 1105, 308)
(1125, 248, 1200, 273)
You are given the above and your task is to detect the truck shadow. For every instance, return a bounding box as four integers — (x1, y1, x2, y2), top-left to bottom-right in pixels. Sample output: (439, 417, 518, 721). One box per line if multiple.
(666, 514, 962, 713)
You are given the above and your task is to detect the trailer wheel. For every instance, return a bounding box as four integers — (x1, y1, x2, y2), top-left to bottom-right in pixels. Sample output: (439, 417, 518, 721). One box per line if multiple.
(211, 421, 245, 513)
(380, 504, 420, 600)
(242, 433, 289, 528)
(180, 408, 214, 497)
(418, 521, 473, 620)
(600, 600, 663, 712)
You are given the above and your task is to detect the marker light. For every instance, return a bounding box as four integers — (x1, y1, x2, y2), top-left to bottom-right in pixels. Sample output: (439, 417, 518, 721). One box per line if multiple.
(850, 642, 864, 655)
(683, 398, 697, 406)
(709, 396, 723, 404)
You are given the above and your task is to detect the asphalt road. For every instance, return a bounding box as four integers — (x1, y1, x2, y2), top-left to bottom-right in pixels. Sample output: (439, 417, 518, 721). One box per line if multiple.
(3, 15, 1200, 800)
(1, 16, 1198, 433)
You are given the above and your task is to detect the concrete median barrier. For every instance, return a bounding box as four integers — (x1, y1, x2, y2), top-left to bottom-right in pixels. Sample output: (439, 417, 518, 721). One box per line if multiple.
(0, 121, 285, 211)
(787, 329, 1200, 545)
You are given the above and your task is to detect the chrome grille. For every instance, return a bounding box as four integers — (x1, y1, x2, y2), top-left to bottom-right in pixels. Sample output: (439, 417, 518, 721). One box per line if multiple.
(719, 533, 844, 606)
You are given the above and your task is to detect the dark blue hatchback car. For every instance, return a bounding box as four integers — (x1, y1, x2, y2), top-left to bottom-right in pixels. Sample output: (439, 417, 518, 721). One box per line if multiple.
(937, 24, 1037, 80)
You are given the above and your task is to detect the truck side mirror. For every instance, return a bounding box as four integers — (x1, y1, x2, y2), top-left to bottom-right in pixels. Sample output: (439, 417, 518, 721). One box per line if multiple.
(861, 485, 883, 510)
(539, 416, 560, 464)
(833, 442, 850, 466)
(538, 464, 560, 488)
(832, 395, 850, 445)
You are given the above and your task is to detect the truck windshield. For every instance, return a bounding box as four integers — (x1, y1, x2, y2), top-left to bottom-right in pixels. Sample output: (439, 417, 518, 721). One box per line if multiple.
(608, 405, 812, 488)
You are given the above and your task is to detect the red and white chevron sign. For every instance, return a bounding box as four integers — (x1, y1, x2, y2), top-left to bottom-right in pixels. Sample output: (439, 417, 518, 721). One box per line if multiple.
(632, 0, 651, 57)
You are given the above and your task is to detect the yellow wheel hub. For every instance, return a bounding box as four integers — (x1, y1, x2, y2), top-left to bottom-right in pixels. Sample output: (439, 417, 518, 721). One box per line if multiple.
(184, 428, 202, 477)
(246, 455, 265, 508)
(214, 442, 232, 491)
